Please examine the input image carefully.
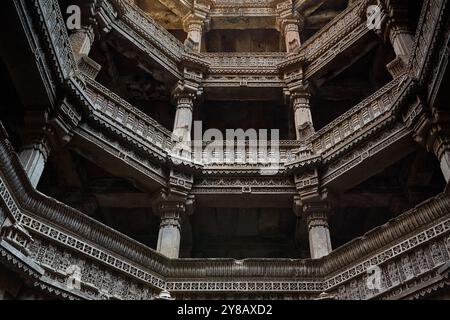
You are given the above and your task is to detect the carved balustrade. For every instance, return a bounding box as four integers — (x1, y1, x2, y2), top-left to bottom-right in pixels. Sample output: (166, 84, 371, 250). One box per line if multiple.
(309, 76, 405, 160)
(84, 78, 174, 155)
(0, 131, 448, 298)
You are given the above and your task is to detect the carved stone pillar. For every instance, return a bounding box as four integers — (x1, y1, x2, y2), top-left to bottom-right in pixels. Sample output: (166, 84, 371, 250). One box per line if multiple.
(277, 0, 303, 53)
(69, 26, 101, 78)
(304, 202, 332, 259)
(156, 202, 185, 259)
(184, 20, 204, 52)
(282, 19, 302, 53)
(69, 26, 94, 61)
(431, 134, 450, 183)
(413, 111, 450, 184)
(19, 132, 52, 188)
(372, 0, 414, 77)
(172, 93, 195, 156)
(386, 0, 414, 57)
(292, 92, 315, 140)
(388, 24, 414, 60)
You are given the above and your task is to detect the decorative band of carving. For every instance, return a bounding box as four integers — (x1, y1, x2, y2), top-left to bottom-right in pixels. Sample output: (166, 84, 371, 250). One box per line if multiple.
(307, 212, 330, 230)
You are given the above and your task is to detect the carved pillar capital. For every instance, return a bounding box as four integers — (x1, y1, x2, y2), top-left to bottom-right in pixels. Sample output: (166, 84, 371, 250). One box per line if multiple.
(304, 207, 331, 230)
(291, 91, 311, 111)
(173, 93, 195, 111)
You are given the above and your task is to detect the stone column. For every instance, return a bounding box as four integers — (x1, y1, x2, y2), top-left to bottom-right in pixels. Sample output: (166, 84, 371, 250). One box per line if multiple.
(173, 94, 194, 155)
(304, 203, 332, 259)
(386, 0, 414, 59)
(431, 135, 450, 183)
(156, 202, 184, 259)
(413, 110, 450, 184)
(377, 0, 415, 77)
(19, 136, 51, 188)
(282, 19, 302, 53)
(69, 26, 94, 61)
(388, 24, 414, 60)
(292, 92, 315, 140)
(184, 20, 204, 52)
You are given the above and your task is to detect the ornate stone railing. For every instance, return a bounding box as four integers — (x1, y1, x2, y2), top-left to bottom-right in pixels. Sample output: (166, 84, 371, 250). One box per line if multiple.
(194, 140, 299, 167)
(309, 76, 405, 160)
(111, 0, 185, 58)
(32, 0, 78, 81)
(103, 0, 369, 83)
(408, 0, 447, 84)
(98, 0, 183, 77)
(5, 0, 446, 299)
(302, 0, 365, 59)
(29, 0, 421, 181)
(1, 125, 448, 298)
(279, 0, 369, 80)
(210, 0, 277, 17)
(204, 52, 287, 73)
(83, 78, 175, 156)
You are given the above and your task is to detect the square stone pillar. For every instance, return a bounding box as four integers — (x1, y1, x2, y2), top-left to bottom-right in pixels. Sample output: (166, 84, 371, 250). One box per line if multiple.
(173, 94, 194, 143)
(184, 20, 204, 52)
(19, 135, 51, 188)
(304, 203, 332, 259)
(69, 27, 94, 61)
(277, 0, 303, 53)
(292, 92, 315, 140)
(433, 135, 450, 183)
(156, 202, 185, 259)
(282, 19, 302, 53)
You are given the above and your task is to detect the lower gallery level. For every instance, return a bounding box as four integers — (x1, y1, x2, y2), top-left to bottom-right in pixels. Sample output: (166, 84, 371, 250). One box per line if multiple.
(0, 0, 449, 300)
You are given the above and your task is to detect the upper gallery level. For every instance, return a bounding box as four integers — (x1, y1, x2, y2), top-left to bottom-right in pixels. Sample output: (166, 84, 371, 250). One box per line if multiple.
(135, 0, 352, 53)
